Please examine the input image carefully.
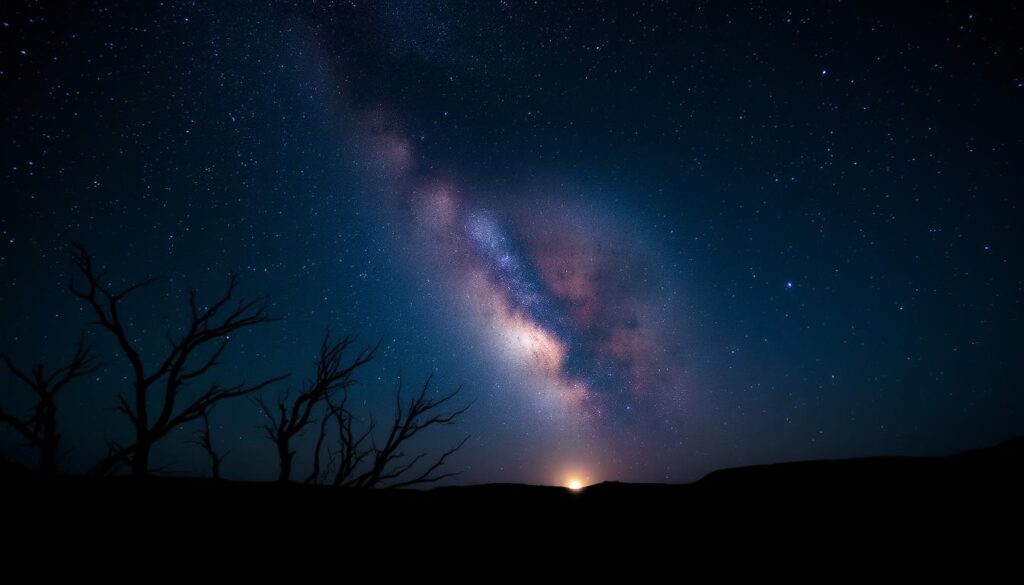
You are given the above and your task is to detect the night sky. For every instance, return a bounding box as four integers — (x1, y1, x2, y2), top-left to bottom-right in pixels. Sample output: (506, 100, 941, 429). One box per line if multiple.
(1, 1, 1021, 486)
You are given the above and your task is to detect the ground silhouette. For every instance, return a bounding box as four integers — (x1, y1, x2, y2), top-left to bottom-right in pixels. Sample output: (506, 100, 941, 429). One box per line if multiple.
(5, 436, 1021, 532)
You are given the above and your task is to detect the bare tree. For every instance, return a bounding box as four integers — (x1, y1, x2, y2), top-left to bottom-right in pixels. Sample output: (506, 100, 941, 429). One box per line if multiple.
(189, 409, 229, 480)
(258, 331, 376, 483)
(322, 391, 376, 487)
(0, 337, 103, 475)
(327, 373, 471, 489)
(68, 241, 288, 476)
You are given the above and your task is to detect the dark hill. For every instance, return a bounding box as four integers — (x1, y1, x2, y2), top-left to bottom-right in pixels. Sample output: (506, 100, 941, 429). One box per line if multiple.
(4, 437, 1022, 530)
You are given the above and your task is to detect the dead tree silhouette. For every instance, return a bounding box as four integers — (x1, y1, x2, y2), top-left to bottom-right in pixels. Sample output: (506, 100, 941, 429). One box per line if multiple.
(0, 337, 103, 475)
(189, 409, 229, 480)
(260, 332, 471, 487)
(68, 241, 288, 476)
(321, 373, 472, 488)
(258, 331, 376, 483)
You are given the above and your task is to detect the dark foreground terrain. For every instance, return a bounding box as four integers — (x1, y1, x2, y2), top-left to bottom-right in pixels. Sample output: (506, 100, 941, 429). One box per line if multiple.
(6, 437, 1023, 521)
(4, 438, 1023, 556)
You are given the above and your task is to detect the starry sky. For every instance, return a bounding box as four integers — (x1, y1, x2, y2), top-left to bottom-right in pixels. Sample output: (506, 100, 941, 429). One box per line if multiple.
(1, 0, 1021, 486)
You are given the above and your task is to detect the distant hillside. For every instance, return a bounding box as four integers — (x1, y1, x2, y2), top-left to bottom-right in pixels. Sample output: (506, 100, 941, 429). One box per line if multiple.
(5, 437, 1022, 526)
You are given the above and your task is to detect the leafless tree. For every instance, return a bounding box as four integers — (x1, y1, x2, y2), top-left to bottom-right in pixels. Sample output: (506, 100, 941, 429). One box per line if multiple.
(258, 331, 376, 483)
(322, 373, 471, 489)
(68, 241, 288, 476)
(321, 391, 376, 487)
(189, 409, 229, 480)
(0, 337, 103, 475)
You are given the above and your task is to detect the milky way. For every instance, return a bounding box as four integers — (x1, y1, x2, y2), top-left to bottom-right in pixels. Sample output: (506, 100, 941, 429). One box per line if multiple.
(347, 101, 687, 464)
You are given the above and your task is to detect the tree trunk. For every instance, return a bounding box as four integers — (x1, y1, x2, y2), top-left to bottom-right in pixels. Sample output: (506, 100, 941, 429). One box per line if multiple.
(277, 441, 293, 483)
(132, 441, 151, 477)
(39, 404, 58, 476)
(38, 444, 57, 476)
(132, 382, 150, 477)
